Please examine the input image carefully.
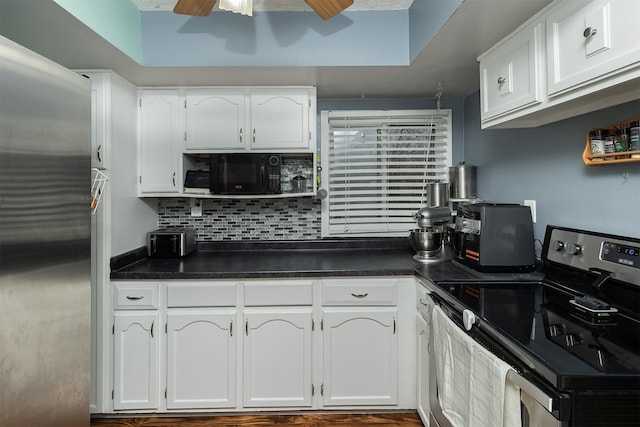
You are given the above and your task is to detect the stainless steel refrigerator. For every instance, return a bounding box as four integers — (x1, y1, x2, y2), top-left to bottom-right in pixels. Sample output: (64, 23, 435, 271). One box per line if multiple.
(0, 36, 91, 427)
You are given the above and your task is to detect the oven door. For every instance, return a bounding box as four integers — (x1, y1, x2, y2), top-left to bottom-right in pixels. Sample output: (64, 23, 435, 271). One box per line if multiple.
(426, 295, 567, 427)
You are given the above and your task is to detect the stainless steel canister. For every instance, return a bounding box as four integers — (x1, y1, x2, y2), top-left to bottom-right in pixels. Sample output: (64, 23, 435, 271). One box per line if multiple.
(449, 162, 477, 200)
(426, 182, 449, 207)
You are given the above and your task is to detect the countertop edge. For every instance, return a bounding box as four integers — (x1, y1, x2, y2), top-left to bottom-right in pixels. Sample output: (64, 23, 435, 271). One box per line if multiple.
(110, 268, 419, 280)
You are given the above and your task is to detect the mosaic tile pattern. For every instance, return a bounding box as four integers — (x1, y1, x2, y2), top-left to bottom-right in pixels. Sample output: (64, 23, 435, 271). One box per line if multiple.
(158, 197, 322, 240)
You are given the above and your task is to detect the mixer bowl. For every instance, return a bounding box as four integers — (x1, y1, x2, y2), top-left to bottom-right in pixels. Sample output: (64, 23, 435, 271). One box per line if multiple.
(409, 229, 443, 257)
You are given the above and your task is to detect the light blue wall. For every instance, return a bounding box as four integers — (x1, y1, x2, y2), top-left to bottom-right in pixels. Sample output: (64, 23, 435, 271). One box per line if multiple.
(409, 0, 463, 61)
(463, 91, 640, 243)
(52, 0, 142, 63)
(43, 2, 463, 67)
(318, 97, 465, 163)
(141, 11, 409, 66)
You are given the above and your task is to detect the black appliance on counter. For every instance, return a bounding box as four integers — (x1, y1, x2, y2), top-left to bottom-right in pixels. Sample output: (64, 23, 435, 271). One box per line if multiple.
(453, 202, 536, 272)
(147, 228, 196, 258)
(417, 225, 640, 427)
(210, 153, 281, 195)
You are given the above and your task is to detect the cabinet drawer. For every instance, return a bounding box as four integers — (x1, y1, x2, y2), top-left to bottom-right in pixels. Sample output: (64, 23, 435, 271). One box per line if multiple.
(321, 279, 397, 306)
(113, 282, 159, 309)
(244, 280, 313, 306)
(167, 282, 237, 307)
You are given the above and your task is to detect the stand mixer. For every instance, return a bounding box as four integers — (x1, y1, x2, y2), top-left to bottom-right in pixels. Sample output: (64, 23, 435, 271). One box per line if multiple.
(409, 206, 452, 262)
(409, 182, 453, 262)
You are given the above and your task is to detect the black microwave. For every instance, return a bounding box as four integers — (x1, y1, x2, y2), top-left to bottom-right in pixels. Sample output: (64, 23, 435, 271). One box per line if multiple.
(210, 153, 282, 195)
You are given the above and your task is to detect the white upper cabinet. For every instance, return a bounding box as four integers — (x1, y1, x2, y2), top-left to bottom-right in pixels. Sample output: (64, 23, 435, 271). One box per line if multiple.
(181, 87, 316, 152)
(84, 72, 107, 169)
(138, 90, 181, 194)
(478, 0, 640, 129)
(184, 90, 246, 151)
(479, 22, 544, 120)
(250, 89, 314, 151)
(546, 0, 640, 96)
(79, 70, 136, 170)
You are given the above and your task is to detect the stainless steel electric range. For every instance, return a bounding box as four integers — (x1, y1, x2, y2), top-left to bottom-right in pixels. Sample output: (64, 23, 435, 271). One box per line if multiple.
(416, 225, 640, 427)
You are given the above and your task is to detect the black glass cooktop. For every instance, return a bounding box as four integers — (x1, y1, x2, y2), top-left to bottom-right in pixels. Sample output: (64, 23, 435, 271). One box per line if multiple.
(430, 279, 640, 391)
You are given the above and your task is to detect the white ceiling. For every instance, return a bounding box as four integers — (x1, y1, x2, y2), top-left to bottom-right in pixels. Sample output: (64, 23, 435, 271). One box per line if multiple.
(132, 0, 415, 12)
(0, 0, 553, 98)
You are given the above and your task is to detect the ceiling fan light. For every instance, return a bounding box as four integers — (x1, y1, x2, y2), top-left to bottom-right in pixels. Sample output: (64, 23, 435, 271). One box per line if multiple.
(219, 0, 253, 16)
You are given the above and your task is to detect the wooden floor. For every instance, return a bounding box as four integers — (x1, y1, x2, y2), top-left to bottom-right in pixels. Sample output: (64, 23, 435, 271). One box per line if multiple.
(90, 412, 423, 427)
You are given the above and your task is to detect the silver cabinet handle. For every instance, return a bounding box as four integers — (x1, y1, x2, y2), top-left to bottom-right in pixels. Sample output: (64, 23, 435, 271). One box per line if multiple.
(126, 296, 143, 300)
(150, 321, 154, 338)
(239, 128, 243, 143)
(96, 144, 102, 162)
(419, 298, 429, 306)
(230, 320, 233, 337)
(172, 172, 176, 187)
(351, 293, 368, 298)
(497, 77, 506, 85)
(583, 27, 597, 38)
(253, 128, 256, 143)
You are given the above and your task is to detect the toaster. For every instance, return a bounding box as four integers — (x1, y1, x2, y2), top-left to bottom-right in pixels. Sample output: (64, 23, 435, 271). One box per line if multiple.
(147, 228, 196, 258)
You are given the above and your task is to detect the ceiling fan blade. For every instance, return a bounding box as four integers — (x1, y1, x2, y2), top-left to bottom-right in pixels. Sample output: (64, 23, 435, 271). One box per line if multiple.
(305, 0, 354, 20)
(173, 0, 218, 16)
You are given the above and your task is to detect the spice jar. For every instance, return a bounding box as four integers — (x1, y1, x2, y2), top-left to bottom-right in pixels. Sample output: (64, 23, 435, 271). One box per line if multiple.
(604, 130, 616, 158)
(614, 128, 630, 159)
(629, 121, 640, 155)
(589, 129, 606, 158)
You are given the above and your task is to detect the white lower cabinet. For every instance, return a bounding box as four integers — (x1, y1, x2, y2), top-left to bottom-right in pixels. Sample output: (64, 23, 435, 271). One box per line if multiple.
(243, 308, 313, 407)
(321, 308, 398, 406)
(113, 311, 160, 411)
(416, 313, 430, 425)
(166, 309, 237, 409)
(108, 277, 415, 414)
(319, 278, 402, 407)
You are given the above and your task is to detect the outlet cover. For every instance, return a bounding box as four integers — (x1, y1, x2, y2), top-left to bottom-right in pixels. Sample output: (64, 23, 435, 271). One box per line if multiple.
(524, 200, 536, 223)
(190, 198, 203, 217)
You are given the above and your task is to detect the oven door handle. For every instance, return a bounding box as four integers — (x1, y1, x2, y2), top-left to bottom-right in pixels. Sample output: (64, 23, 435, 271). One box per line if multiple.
(506, 369, 554, 413)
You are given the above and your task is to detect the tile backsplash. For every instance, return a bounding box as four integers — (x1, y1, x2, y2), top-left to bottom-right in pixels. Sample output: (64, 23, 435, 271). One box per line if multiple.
(158, 197, 322, 240)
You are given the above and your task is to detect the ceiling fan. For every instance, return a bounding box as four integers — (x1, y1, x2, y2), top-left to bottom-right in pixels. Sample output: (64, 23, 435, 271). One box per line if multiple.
(173, 0, 354, 20)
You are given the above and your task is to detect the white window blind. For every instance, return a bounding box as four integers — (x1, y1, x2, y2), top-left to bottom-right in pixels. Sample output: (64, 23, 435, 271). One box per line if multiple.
(320, 109, 452, 237)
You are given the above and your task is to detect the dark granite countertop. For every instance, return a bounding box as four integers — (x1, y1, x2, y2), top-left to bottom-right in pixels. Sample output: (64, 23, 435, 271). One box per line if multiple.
(110, 238, 423, 280)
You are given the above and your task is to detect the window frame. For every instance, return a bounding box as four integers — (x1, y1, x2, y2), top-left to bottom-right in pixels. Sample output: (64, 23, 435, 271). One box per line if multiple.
(320, 109, 453, 238)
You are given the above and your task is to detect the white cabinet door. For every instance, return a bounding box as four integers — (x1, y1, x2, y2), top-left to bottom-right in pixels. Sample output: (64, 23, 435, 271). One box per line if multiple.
(416, 313, 430, 426)
(184, 90, 246, 151)
(546, 0, 640, 96)
(243, 308, 313, 407)
(322, 308, 398, 406)
(113, 311, 159, 411)
(250, 89, 311, 150)
(139, 90, 180, 194)
(479, 22, 543, 121)
(166, 309, 237, 409)
(83, 72, 108, 169)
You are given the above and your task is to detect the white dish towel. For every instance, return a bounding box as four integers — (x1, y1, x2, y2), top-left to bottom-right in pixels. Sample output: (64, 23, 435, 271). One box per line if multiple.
(432, 305, 521, 427)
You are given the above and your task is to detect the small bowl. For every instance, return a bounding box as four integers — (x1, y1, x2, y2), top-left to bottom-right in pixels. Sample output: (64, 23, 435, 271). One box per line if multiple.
(409, 229, 443, 256)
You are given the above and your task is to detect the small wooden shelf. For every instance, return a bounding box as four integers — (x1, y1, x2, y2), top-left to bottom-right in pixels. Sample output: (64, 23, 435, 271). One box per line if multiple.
(583, 115, 640, 166)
